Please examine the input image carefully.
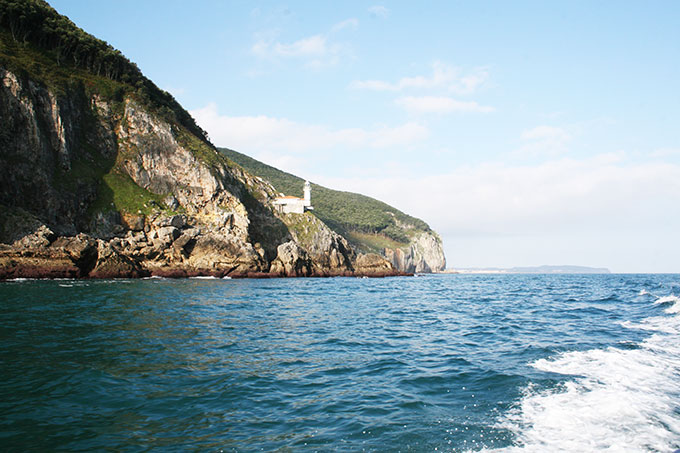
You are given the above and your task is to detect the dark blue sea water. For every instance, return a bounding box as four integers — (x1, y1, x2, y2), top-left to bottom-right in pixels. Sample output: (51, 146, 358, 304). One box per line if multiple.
(1, 274, 679, 452)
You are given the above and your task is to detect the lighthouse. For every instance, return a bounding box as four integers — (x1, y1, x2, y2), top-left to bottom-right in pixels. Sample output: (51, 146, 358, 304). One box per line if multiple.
(303, 180, 311, 207)
(273, 180, 314, 214)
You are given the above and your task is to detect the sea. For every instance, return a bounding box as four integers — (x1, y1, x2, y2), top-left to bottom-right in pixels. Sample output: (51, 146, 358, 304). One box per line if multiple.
(1, 274, 679, 452)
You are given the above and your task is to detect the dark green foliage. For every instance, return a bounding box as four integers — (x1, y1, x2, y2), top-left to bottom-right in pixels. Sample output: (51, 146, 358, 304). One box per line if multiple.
(220, 148, 431, 250)
(0, 0, 207, 141)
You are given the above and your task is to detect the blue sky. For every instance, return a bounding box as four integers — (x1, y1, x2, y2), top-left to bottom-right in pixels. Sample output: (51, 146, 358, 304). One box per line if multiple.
(48, 1, 680, 272)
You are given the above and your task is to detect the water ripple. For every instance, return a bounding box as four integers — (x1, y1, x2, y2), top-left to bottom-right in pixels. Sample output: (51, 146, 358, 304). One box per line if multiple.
(1, 274, 679, 451)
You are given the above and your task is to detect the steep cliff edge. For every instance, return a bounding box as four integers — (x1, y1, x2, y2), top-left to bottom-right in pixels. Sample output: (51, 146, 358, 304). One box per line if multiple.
(0, 65, 397, 279)
(220, 148, 446, 273)
(0, 1, 401, 279)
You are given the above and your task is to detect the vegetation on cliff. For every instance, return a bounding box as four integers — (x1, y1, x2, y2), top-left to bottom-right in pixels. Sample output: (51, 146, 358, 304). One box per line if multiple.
(0, 0, 224, 222)
(0, 0, 207, 141)
(219, 148, 433, 253)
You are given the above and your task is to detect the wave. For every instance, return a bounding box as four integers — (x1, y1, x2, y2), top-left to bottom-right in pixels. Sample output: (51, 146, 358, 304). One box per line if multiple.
(485, 297, 680, 452)
(654, 295, 680, 314)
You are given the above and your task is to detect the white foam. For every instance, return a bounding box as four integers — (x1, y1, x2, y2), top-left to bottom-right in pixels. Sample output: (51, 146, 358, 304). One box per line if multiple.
(666, 304, 680, 314)
(639, 289, 651, 296)
(484, 297, 680, 452)
(653, 295, 680, 314)
(654, 295, 680, 305)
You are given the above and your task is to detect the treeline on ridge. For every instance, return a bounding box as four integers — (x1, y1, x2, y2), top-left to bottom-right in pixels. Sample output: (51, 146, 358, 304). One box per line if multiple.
(0, 0, 208, 142)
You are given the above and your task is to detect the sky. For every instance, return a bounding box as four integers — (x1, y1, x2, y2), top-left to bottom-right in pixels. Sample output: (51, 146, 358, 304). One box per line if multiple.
(48, 1, 680, 272)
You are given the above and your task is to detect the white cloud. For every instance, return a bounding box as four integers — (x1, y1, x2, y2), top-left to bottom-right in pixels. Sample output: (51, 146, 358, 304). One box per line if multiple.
(251, 19, 357, 68)
(331, 18, 359, 32)
(252, 34, 329, 58)
(190, 103, 429, 154)
(368, 5, 390, 18)
(650, 147, 680, 158)
(395, 95, 495, 114)
(518, 125, 572, 157)
(521, 125, 570, 142)
(351, 61, 489, 95)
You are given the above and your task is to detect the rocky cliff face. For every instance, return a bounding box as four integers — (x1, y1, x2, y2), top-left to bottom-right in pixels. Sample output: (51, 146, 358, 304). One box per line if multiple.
(384, 231, 446, 273)
(0, 67, 402, 279)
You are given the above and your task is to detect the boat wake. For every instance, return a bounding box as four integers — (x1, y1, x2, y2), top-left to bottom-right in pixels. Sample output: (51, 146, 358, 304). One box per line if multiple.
(485, 294, 680, 452)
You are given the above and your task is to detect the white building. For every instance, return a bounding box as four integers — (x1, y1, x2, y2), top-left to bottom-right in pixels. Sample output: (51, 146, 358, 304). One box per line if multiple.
(273, 180, 313, 214)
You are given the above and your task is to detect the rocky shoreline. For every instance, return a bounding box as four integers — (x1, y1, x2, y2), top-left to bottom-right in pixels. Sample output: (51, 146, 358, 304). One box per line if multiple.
(0, 240, 412, 280)
(0, 213, 411, 281)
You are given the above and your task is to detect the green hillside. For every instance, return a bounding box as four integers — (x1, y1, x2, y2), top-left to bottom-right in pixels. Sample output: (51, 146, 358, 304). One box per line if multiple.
(220, 148, 431, 252)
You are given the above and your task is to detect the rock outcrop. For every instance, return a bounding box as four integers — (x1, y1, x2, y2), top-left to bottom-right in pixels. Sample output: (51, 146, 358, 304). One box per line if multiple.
(384, 231, 446, 273)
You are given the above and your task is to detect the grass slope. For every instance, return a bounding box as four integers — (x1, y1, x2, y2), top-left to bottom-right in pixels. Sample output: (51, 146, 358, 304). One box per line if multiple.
(220, 148, 431, 253)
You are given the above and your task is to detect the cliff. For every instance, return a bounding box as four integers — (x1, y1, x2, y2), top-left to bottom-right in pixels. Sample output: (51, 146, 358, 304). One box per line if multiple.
(0, 64, 402, 278)
(0, 1, 436, 279)
(220, 148, 446, 273)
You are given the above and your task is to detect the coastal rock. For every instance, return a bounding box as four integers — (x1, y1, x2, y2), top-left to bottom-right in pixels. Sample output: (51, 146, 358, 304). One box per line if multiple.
(13, 224, 56, 249)
(164, 194, 180, 211)
(354, 253, 396, 276)
(157, 226, 180, 245)
(384, 231, 446, 273)
(178, 232, 265, 276)
(0, 233, 96, 279)
(89, 240, 147, 278)
(51, 234, 98, 272)
(0, 245, 81, 279)
(121, 213, 145, 231)
(270, 241, 313, 277)
(278, 212, 356, 275)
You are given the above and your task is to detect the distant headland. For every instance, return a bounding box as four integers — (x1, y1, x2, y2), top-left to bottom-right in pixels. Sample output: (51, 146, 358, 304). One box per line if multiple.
(447, 265, 611, 274)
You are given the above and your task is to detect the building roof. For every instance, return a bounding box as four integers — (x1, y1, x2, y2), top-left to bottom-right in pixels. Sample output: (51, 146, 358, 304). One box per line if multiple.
(275, 196, 303, 200)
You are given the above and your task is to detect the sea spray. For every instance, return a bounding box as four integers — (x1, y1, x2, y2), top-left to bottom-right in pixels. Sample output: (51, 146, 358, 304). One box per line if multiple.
(488, 294, 680, 452)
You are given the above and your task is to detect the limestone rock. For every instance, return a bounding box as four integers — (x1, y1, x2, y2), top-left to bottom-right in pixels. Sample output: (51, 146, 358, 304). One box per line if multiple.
(157, 226, 181, 245)
(279, 212, 355, 275)
(121, 213, 145, 231)
(384, 231, 446, 273)
(13, 225, 56, 249)
(158, 215, 186, 229)
(164, 194, 180, 210)
(51, 234, 98, 272)
(89, 240, 147, 278)
(355, 253, 394, 275)
(179, 232, 265, 276)
(270, 241, 313, 277)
